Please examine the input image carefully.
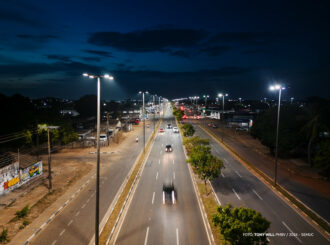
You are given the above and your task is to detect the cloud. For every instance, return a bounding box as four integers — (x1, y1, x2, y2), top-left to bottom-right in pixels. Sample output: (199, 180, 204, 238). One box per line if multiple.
(17, 34, 57, 42)
(241, 49, 265, 54)
(0, 9, 40, 27)
(88, 28, 207, 52)
(200, 46, 231, 56)
(209, 32, 276, 46)
(80, 57, 101, 62)
(82, 49, 113, 57)
(46, 54, 72, 62)
(162, 49, 191, 58)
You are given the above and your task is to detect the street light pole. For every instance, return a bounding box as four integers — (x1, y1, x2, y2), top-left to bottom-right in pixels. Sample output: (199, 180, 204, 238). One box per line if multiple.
(218, 93, 228, 120)
(139, 91, 148, 153)
(83, 73, 114, 245)
(47, 128, 52, 191)
(153, 95, 156, 130)
(270, 84, 284, 186)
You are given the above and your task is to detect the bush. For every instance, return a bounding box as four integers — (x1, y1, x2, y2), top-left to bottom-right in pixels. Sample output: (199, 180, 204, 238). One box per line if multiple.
(15, 205, 29, 219)
(0, 228, 9, 242)
(182, 123, 195, 137)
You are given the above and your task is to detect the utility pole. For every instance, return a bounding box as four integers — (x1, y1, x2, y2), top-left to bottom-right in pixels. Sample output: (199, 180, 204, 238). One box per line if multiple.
(153, 95, 156, 130)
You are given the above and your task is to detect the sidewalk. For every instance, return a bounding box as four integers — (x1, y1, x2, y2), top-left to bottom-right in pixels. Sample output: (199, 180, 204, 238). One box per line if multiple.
(197, 119, 330, 223)
(0, 124, 142, 244)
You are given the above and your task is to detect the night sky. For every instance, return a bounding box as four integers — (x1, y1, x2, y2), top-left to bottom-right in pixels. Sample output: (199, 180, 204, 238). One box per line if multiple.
(0, 0, 329, 100)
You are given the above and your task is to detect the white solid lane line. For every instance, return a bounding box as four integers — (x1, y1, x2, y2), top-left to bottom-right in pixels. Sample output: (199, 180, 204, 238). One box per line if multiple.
(235, 170, 242, 178)
(173, 172, 175, 180)
(59, 229, 66, 236)
(232, 188, 241, 200)
(81, 203, 86, 209)
(152, 192, 155, 204)
(221, 172, 225, 178)
(252, 189, 263, 200)
(75, 211, 80, 216)
(51, 240, 57, 245)
(67, 219, 73, 226)
(156, 172, 158, 180)
(282, 221, 302, 243)
(173, 159, 174, 165)
(176, 228, 179, 245)
(144, 227, 150, 245)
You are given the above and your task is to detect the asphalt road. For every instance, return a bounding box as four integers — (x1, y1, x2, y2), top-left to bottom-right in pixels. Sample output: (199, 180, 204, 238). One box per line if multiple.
(114, 105, 210, 245)
(199, 119, 330, 223)
(192, 123, 329, 245)
(30, 117, 157, 245)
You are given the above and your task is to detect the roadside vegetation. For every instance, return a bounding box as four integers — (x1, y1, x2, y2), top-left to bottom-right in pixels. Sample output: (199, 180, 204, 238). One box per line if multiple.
(173, 104, 271, 244)
(250, 97, 330, 178)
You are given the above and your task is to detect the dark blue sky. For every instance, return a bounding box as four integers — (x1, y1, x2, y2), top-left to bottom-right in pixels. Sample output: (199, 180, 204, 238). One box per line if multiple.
(0, 0, 329, 100)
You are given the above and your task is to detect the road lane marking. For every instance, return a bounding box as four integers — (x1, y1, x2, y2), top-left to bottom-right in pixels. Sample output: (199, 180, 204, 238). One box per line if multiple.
(75, 211, 80, 216)
(173, 159, 174, 165)
(235, 170, 242, 178)
(232, 188, 241, 200)
(173, 172, 175, 180)
(223, 158, 228, 163)
(86, 197, 90, 203)
(252, 189, 263, 200)
(51, 240, 57, 245)
(159, 159, 160, 164)
(176, 228, 179, 245)
(282, 221, 302, 243)
(59, 229, 66, 236)
(152, 192, 155, 204)
(67, 220, 73, 226)
(82, 203, 86, 209)
(144, 226, 150, 245)
(156, 172, 158, 180)
(160, 150, 162, 154)
(221, 172, 225, 178)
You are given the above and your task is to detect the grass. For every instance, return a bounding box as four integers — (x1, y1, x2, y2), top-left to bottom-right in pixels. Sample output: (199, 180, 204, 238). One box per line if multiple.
(99, 120, 161, 245)
(0, 228, 9, 243)
(201, 125, 330, 234)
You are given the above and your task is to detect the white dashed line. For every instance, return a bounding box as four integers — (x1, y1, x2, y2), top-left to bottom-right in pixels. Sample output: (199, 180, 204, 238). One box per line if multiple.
(81, 203, 86, 209)
(159, 159, 160, 164)
(221, 172, 225, 178)
(223, 158, 228, 163)
(156, 172, 158, 180)
(75, 211, 80, 216)
(67, 220, 73, 226)
(282, 221, 302, 243)
(152, 192, 155, 204)
(232, 188, 241, 200)
(252, 189, 263, 200)
(59, 229, 66, 236)
(144, 226, 150, 245)
(235, 170, 242, 178)
(86, 198, 90, 203)
(176, 228, 179, 245)
(173, 172, 175, 180)
(173, 159, 174, 165)
(51, 240, 57, 245)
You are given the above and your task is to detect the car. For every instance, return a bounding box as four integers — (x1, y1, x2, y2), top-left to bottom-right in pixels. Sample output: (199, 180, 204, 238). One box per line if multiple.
(165, 144, 172, 152)
(208, 123, 212, 127)
(159, 128, 164, 133)
(167, 124, 171, 129)
(173, 127, 179, 133)
(212, 124, 218, 128)
(100, 134, 108, 142)
(162, 180, 176, 205)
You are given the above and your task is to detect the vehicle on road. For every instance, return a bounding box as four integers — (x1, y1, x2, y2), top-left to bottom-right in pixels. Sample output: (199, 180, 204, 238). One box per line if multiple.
(159, 128, 164, 133)
(173, 127, 179, 133)
(207, 123, 212, 127)
(162, 180, 176, 204)
(165, 144, 173, 152)
(136, 136, 139, 142)
(212, 124, 218, 128)
(167, 123, 171, 129)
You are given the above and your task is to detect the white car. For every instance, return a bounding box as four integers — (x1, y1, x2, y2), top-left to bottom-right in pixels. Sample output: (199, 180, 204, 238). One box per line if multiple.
(99, 134, 108, 142)
(173, 127, 179, 133)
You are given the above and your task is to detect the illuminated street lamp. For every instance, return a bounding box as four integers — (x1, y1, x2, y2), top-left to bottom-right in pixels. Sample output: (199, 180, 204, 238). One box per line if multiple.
(139, 91, 149, 153)
(218, 93, 228, 120)
(269, 83, 285, 186)
(82, 72, 114, 245)
(203, 95, 209, 108)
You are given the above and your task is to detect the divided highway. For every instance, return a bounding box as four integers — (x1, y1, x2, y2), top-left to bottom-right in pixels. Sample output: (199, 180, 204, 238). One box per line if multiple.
(114, 105, 210, 245)
(192, 123, 329, 245)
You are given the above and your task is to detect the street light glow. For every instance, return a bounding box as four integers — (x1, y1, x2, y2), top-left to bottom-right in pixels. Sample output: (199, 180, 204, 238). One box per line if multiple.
(83, 73, 89, 77)
(89, 75, 94, 79)
(218, 93, 223, 97)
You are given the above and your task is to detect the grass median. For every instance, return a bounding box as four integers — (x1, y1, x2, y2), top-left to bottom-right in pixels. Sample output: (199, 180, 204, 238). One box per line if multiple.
(99, 120, 161, 245)
(200, 124, 330, 235)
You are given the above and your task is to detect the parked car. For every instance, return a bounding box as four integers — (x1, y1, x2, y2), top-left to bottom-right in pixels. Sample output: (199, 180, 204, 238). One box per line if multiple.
(208, 123, 212, 127)
(212, 124, 218, 128)
(159, 128, 164, 133)
(100, 134, 108, 142)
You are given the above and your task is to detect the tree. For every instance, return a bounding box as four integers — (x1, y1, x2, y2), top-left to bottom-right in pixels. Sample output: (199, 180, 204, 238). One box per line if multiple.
(75, 95, 97, 118)
(213, 204, 270, 245)
(187, 145, 211, 169)
(313, 140, 330, 179)
(183, 136, 209, 154)
(182, 123, 195, 137)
